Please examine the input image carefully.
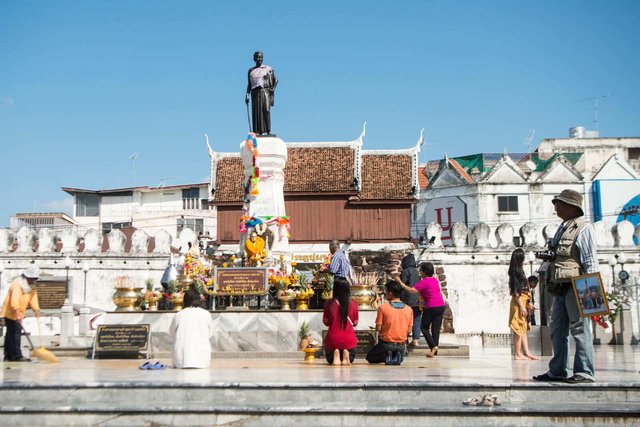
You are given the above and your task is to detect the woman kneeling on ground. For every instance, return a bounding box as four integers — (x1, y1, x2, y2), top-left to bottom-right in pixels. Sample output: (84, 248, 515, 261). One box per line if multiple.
(322, 278, 359, 366)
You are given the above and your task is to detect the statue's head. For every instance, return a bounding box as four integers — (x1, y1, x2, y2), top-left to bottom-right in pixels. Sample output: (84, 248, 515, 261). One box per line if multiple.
(253, 51, 263, 65)
(250, 231, 258, 242)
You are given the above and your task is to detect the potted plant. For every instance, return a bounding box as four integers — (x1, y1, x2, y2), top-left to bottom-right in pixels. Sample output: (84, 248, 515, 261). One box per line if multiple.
(298, 321, 320, 363)
(295, 272, 314, 310)
(321, 274, 334, 300)
(299, 320, 311, 350)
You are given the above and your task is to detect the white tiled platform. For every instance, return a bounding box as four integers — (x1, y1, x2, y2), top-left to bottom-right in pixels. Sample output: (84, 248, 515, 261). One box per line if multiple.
(101, 310, 379, 354)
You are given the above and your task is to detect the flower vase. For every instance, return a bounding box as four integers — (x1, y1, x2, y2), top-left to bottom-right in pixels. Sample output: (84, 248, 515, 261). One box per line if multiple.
(112, 287, 143, 312)
(350, 284, 376, 309)
(147, 297, 159, 311)
(296, 289, 314, 311)
(171, 295, 184, 311)
(277, 290, 295, 310)
(301, 347, 318, 363)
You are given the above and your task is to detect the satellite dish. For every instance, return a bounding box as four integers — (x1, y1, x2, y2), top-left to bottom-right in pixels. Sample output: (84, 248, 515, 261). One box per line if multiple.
(525, 160, 536, 170)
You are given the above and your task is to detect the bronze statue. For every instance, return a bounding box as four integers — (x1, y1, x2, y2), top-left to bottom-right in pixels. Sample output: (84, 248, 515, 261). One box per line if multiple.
(245, 51, 278, 136)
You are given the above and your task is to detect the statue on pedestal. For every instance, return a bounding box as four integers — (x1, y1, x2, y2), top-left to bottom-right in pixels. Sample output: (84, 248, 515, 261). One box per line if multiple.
(245, 51, 278, 136)
(244, 231, 267, 266)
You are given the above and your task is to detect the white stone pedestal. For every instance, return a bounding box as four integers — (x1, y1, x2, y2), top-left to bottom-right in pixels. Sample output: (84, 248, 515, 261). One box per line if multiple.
(240, 136, 289, 255)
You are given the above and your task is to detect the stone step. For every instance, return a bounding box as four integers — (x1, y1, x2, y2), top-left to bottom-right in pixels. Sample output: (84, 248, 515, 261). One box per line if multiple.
(1, 382, 638, 407)
(0, 386, 638, 426)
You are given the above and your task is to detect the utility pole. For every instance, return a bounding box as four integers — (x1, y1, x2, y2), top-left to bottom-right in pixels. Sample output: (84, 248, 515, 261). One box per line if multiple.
(575, 93, 610, 131)
(129, 153, 140, 188)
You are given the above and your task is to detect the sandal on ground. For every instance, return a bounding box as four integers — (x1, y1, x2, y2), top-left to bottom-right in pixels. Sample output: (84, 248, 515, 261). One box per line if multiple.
(462, 396, 482, 406)
(149, 361, 166, 370)
(483, 394, 501, 406)
(480, 395, 495, 406)
(139, 361, 152, 370)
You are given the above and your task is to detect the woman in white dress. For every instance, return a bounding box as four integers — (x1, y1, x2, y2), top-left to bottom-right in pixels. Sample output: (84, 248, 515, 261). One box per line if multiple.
(170, 289, 214, 369)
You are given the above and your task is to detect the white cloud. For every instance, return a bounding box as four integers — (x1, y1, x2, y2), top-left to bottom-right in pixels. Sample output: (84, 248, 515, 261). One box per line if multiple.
(43, 197, 74, 215)
(1, 95, 15, 106)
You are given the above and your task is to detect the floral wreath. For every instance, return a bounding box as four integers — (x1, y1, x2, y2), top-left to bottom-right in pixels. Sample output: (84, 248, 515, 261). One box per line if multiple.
(240, 215, 291, 241)
(255, 222, 268, 235)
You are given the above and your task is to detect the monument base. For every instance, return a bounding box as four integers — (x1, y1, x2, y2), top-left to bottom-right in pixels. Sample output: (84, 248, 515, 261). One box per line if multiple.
(101, 310, 377, 356)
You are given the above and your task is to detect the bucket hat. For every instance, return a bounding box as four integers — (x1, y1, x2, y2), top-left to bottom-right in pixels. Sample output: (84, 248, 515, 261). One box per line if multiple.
(22, 266, 41, 279)
(552, 189, 584, 217)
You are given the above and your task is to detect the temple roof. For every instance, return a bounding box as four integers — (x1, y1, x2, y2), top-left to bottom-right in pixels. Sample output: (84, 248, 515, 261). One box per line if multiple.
(358, 154, 415, 201)
(212, 157, 244, 203)
(211, 142, 417, 204)
(284, 146, 355, 193)
(422, 152, 584, 187)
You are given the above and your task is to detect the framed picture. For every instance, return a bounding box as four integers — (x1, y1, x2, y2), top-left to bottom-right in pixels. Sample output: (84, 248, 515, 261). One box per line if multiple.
(571, 272, 610, 318)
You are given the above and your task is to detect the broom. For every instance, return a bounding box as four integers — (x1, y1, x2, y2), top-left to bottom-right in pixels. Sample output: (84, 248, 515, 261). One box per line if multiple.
(23, 320, 59, 363)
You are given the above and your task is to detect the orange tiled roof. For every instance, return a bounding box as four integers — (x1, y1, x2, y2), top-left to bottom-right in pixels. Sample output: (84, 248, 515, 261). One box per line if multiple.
(213, 147, 416, 203)
(447, 158, 475, 184)
(418, 165, 428, 189)
(284, 147, 355, 193)
(360, 154, 414, 200)
(214, 157, 244, 203)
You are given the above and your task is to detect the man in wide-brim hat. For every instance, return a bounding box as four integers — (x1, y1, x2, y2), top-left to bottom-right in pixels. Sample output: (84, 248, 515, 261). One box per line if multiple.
(533, 189, 599, 384)
(1, 266, 41, 362)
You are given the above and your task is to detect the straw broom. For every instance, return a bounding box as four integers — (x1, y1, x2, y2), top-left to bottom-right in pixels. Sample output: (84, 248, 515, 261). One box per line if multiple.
(28, 320, 59, 363)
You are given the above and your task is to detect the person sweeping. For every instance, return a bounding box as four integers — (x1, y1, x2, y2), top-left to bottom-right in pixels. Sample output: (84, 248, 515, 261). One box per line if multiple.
(2, 267, 41, 362)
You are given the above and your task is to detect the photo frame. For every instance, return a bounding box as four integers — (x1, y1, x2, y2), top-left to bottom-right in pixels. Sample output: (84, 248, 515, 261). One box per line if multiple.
(571, 272, 610, 318)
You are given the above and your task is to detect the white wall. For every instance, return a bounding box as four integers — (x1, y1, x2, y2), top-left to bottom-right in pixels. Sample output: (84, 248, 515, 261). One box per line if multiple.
(100, 195, 134, 222)
(67, 186, 215, 239)
(139, 190, 183, 212)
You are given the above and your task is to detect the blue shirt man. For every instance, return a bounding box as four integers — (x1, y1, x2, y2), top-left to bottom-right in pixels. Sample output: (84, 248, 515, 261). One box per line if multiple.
(328, 240, 352, 282)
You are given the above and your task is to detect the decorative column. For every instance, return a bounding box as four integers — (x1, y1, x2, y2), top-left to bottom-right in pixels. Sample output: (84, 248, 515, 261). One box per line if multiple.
(239, 134, 290, 255)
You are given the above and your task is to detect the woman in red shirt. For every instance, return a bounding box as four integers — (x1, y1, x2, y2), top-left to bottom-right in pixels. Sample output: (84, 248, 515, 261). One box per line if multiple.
(323, 278, 359, 366)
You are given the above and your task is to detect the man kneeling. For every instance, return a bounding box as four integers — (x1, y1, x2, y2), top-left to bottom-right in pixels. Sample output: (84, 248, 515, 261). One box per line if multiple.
(366, 281, 413, 365)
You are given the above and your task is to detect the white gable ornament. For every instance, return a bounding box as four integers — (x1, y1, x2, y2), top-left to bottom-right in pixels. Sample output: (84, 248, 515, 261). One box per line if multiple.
(534, 156, 583, 183)
(472, 223, 491, 248)
(154, 230, 172, 253)
(593, 221, 614, 248)
(58, 229, 80, 253)
(37, 228, 56, 253)
(542, 222, 561, 244)
(482, 154, 527, 184)
(429, 168, 466, 188)
(519, 222, 539, 247)
(425, 222, 443, 248)
(495, 223, 514, 248)
(0, 229, 13, 253)
(107, 229, 127, 253)
(131, 229, 150, 254)
(83, 229, 102, 253)
(592, 153, 640, 181)
(450, 222, 468, 248)
(612, 220, 635, 247)
(15, 227, 37, 253)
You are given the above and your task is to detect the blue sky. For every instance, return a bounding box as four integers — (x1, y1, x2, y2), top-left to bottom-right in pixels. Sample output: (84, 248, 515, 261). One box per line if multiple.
(1, 1, 639, 226)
